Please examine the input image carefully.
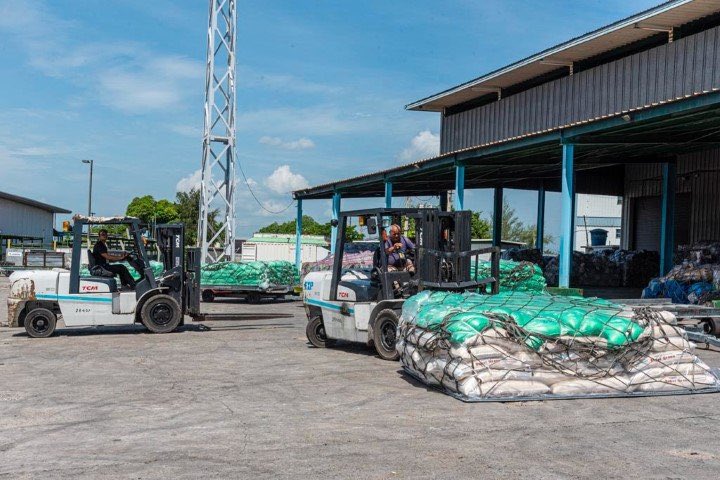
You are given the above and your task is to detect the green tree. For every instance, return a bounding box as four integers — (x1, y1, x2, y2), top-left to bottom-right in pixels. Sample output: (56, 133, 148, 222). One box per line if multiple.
(174, 188, 221, 247)
(126, 195, 156, 223)
(471, 210, 491, 239)
(126, 195, 178, 225)
(489, 199, 554, 248)
(258, 215, 362, 240)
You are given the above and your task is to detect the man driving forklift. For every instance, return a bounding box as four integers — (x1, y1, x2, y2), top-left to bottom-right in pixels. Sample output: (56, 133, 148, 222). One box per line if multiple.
(384, 224, 415, 274)
(92, 229, 136, 289)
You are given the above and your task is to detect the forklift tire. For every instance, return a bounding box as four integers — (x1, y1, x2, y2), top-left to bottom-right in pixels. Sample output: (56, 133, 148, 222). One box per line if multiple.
(372, 309, 400, 361)
(201, 290, 215, 302)
(141, 294, 182, 334)
(306, 316, 333, 348)
(24, 308, 57, 338)
(702, 317, 720, 336)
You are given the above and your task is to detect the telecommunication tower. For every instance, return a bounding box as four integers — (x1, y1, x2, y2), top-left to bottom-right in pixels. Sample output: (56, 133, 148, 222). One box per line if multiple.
(199, 0, 237, 263)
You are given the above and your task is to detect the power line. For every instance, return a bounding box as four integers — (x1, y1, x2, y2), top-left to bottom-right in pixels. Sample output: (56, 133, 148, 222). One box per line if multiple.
(237, 160, 296, 215)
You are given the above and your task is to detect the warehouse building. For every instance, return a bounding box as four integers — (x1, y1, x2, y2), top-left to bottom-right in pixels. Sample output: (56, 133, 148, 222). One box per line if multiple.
(294, 0, 720, 289)
(0, 191, 70, 258)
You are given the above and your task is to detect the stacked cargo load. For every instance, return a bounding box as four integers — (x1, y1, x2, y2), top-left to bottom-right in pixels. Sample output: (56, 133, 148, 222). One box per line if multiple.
(398, 290, 720, 401)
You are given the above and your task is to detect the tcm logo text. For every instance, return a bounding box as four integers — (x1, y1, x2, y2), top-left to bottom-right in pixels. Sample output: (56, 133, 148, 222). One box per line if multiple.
(82, 285, 99, 292)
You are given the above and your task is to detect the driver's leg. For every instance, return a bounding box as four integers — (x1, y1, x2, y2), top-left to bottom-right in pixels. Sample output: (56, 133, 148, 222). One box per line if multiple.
(106, 264, 136, 289)
(405, 259, 415, 274)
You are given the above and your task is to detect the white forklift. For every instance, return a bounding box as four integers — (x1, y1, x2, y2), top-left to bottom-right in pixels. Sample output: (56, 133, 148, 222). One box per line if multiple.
(6, 215, 203, 337)
(303, 208, 500, 360)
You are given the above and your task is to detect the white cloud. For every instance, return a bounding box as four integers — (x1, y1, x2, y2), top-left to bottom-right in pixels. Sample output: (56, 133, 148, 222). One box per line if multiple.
(168, 124, 202, 138)
(176, 169, 202, 192)
(399, 130, 440, 163)
(259, 136, 315, 150)
(259, 199, 293, 217)
(264, 165, 310, 194)
(0, 1, 202, 114)
(97, 56, 202, 113)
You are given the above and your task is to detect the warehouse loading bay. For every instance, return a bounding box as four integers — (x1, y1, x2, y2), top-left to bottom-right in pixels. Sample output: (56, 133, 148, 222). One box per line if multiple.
(1, 279, 720, 479)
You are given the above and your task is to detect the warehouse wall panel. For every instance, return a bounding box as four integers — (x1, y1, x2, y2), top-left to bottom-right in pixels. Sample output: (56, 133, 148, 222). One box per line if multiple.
(441, 26, 720, 153)
(0, 199, 54, 243)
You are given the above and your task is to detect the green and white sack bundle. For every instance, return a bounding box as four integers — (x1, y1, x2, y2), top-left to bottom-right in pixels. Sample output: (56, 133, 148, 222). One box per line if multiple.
(201, 260, 298, 288)
(398, 290, 720, 401)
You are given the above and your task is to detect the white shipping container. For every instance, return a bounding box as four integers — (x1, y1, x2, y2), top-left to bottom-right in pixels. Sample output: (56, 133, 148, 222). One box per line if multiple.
(241, 242, 329, 263)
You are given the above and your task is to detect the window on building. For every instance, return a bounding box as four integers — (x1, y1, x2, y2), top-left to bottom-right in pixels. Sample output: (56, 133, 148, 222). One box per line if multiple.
(616, 229, 621, 239)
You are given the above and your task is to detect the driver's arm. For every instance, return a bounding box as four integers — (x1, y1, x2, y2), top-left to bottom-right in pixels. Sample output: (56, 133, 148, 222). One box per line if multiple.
(101, 252, 128, 262)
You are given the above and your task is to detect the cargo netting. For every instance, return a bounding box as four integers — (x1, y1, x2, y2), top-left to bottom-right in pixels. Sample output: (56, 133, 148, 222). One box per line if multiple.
(201, 261, 299, 288)
(398, 290, 720, 401)
(80, 260, 164, 280)
(472, 260, 546, 293)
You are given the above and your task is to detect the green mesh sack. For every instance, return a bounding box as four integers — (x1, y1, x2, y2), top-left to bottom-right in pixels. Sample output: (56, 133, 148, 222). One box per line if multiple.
(80, 260, 164, 281)
(471, 260, 547, 293)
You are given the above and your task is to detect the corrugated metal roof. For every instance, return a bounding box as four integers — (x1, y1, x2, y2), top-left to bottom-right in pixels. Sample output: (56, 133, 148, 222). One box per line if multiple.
(0, 191, 71, 214)
(407, 0, 720, 112)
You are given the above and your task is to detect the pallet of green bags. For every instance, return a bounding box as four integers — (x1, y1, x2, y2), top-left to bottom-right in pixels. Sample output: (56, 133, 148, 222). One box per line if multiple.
(398, 290, 720, 401)
(199, 260, 299, 303)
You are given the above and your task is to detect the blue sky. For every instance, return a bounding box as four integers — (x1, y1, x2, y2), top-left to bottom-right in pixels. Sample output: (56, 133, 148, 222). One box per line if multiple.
(0, 0, 660, 245)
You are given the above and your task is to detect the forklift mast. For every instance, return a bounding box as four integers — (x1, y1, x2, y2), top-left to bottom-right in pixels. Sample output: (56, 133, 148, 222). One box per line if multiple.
(329, 208, 499, 301)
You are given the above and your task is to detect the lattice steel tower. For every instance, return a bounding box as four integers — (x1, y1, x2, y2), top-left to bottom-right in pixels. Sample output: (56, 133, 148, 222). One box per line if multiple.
(199, 0, 237, 263)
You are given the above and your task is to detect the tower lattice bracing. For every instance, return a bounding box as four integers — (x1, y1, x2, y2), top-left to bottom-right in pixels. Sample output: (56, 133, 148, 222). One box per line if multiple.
(199, 0, 237, 263)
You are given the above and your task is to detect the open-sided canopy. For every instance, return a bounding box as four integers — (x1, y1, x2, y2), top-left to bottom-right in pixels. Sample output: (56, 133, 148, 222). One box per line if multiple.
(294, 92, 720, 200)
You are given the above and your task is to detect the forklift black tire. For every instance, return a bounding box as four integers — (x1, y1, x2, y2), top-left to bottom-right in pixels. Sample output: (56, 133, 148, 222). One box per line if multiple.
(702, 317, 720, 336)
(306, 316, 333, 348)
(24, 308, 57, 338)
(372, 309, 400, 361)
(201, 290, 215, 302)
(246, 292, 262, 304)
(141, 294, 182, 333)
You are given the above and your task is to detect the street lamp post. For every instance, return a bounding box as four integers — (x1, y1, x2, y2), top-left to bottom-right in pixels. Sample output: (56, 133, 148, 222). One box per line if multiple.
(82, 159, 94, 247)
(81, 159, 94, 217)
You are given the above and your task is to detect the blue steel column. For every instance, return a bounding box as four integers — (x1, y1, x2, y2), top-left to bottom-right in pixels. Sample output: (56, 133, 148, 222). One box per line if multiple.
(492, 187, 503, 247)
(559, 144, 575, 288)
(384, 181, 392, 208)
(536, 185, 545, 251)
(455, 164, 465, 210)
(295, 199, 303, 271)
(660, 162, 676, 276)
(330, 192, 341, 254)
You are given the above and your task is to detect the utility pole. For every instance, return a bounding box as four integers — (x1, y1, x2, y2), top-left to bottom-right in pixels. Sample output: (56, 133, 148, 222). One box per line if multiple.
(199, 0, 237, 263)
(82, 159, 94, 247)
(82, 159, 94, 217)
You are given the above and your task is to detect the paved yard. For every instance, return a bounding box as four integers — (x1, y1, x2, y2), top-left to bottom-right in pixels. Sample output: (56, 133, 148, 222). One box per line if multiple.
(1, 276, 720, 479)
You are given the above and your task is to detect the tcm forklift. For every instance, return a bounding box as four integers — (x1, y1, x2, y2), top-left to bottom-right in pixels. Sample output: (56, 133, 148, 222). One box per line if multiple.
(302, 208, 500, 360)
(7, 215, 202, 337)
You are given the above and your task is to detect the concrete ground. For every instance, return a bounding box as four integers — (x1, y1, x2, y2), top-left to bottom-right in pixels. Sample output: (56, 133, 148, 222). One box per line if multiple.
(1, 276, 720, 479)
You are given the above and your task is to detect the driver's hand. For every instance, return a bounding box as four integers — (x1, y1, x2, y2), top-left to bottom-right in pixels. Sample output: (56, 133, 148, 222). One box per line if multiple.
(394, 243, 402, 250)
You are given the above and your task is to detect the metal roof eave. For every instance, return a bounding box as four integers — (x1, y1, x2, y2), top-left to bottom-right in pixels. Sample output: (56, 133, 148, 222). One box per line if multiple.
(405, 0, 699, 112)
(0, 191, 71, 214)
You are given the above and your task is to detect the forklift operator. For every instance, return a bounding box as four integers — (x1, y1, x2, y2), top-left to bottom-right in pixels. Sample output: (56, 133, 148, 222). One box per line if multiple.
(384, 224, 415, 274)
(92, 229, 137, 289)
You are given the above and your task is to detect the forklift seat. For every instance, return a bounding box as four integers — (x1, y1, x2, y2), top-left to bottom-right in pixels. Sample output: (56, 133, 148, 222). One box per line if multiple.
(338, 279, 379, 302)
(87, 249, 115, 278)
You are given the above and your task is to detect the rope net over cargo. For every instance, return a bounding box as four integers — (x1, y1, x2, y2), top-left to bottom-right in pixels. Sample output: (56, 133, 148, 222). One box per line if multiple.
(201, 261, 299, 288)
(398, 291, 720, 401)
(472, 260, 546, 293)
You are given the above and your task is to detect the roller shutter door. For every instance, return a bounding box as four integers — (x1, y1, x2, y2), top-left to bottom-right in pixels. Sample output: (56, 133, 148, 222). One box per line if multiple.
(632, 194, 690, 251)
